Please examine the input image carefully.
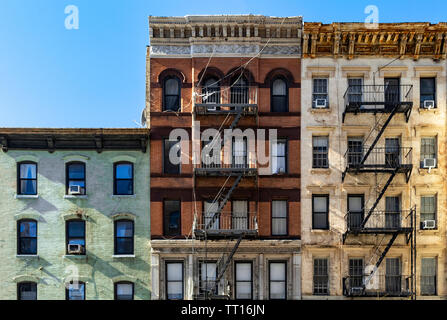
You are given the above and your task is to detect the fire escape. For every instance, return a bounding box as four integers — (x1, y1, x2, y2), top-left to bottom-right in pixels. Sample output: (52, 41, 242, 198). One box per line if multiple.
(192, 79, 259, 299)
(341, 83, 416, 298)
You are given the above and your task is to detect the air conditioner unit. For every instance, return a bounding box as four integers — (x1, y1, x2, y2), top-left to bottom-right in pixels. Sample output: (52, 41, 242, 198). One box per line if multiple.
(315, 99, 327, 108)
(423, 158, 436, 170)
(67, 244, 84, 255)
(69, 185, 82, 195)
(422, 220, 436, 230)
(206, 105, 217, 112)
(423, 100, 435, 109)
(350, 287, 364, 295)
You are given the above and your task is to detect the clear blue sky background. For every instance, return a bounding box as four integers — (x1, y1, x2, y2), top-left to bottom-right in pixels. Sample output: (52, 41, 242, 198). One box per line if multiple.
(1, 0, 446, 128)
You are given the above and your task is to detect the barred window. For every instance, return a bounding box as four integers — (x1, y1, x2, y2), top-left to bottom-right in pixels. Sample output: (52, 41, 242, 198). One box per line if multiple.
(313, 258, 329, 295)
(312, 78, 328, 108)
(347, 78, 363, 104)
(421, 258, 437, 296)
(420, 137, 437, 168)
(312, 136, 329, 168)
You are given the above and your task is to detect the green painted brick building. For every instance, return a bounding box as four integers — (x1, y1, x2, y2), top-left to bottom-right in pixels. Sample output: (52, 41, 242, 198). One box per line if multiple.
(0, 128, 150, 300)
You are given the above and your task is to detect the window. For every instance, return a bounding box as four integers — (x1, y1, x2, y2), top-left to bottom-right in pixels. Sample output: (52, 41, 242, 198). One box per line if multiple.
(230, 76, 248, 104)
(199, 261, 217, 295)
(312, 78, 328, 108)
(114, 220, 134, 255)
(384, 78, 401, 105)
(347, 78, 363, 104)
(163, 76, 181, 111)
(269, 262, 286, 299)
(232, 200, 248, 230)
(66, 162, 86, 195)
(385, 258, 401, 294)
(347, 195, 364, 230)
(313, 258, 329, 295)
(164, 139, 181, 174)
(420, 137, 437, 168)
(202, 77, 220, 105)
(114, 162, 134, 195)
(115, 282, 134, 300)
(348, 259, 364, 289)
(421, 258, 437, 295)
(204, 200, 220, 230)
(271, 77, 288, 112)
(232, 138, 247, 168)
(313, 195, 329, 230)
(235, 262, 252, 299)
(18, 162, 37, 195)
(272, 200, 287, 236)
(17, 282, 37, 300)
(17, 219, 37, 255)
(421, 195, 436, 228)
(166, 262, 184, 300)
(347, 137, 363, 166)
(164, 200, 181, 236)
(385, 196, 401, 229)
(312, 136, 328, 168)
(66, 281, 85, 300)
(66, 220, 86, 255)
(385, 138, 400, 167)
(271, 139, 287, 174)
(420, 78, 436, 107)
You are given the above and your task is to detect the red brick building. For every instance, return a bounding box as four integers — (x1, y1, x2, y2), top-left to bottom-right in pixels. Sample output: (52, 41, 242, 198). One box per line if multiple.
(147, 15, 302, 300)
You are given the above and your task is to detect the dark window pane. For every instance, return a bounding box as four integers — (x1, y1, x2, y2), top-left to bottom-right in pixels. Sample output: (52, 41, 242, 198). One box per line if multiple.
(116, 283, 134, 300)
(18, 282, 37, 300)
(116, 180, 133, 195)
(164, 201, 181, 236)
(68, 239, 85, 246)
(115, 238, 133, 254)
(20, 164, 36, 179)
(68, 221, 85, 237)
(116, 221, 133, 237)
(164, 140, 181, 174)
(67, 283, 85, 300)
(20, 221, 37, 237)
(20, 180, 37, 195)
(68, 164, 85, 179)
(19, 238, 37, 255)
(115, 164, 132, 179)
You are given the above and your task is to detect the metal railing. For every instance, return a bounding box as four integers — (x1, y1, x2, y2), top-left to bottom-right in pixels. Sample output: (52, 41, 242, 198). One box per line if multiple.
(194, 156, 257, 173)
(194, 86, 258, 114)
(346, 209, 413, 232)
(344, 84, 413, 110)
(195, 214, 258, 232)
(343, 274, 411, 297)
(345, 146, 412, 168)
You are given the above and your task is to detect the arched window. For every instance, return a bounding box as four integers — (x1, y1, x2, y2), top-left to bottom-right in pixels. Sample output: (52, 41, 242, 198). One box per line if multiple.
(271, 77, 288, 112)
(66, 281, 85, 300)
(18, 162, 37, 195)
(163, 76, 181, 111)
(231, 76, 248, 104)
(17, 282, 37, 300)
(17, 219, 37, 255)
(66, 162, 86, 195)
(114, 162, 134, 195)
(114, 220, 134, 255)
(202, 77, 220, 105)
(115, 281, 134, 300)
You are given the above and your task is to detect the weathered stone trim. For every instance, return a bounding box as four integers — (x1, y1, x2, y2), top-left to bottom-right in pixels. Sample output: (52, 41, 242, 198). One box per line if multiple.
(111, 155, 137, 164)
(13, 275, 40, 283)
(14, 212, 41, 221)
(15, 155, 39, 163)
(110, 212, 136, 221)
(63, 154, 89, 163)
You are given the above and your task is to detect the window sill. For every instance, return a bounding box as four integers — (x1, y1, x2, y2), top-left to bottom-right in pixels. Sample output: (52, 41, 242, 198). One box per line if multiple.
(64, 195, 88, 199)
(309, 108, 331, 114)
(16, 254, 39, 258)
(15, 194, 39, 199)
(418, 108, 439, 114)
(418, 168, 439, 175)
(111, 195, 136, 199)
(64, 254, 87, 259)
(311, 168, 331, 175)
(112, 254, 136, 258)
(310, 229, 330, 233)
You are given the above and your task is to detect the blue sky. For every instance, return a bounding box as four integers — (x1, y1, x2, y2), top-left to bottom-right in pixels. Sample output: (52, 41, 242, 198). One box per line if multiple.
(0, 0, 446, 128)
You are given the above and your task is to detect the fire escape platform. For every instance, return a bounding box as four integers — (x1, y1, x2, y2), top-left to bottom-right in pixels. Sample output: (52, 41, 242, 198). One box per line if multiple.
(345, 164, 413, 174)
(194, 167, 258, 177)
(344, 102, 412, 114)
(346, 227, 413, 235)
(194, 105, 258, 115)
(194, 229, 258, 240)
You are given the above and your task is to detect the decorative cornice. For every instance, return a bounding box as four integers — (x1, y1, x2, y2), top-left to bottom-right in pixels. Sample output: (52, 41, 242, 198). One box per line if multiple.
(303, 22, 447, 60)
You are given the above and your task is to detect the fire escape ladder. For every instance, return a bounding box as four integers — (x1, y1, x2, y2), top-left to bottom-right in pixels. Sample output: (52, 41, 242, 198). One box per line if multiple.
(360, 168, 398, 229)
(228, 109, 244, 131)
(363, 233, 399, 290)
(205, 174, 243, 230)
(360, 105, 400, 165)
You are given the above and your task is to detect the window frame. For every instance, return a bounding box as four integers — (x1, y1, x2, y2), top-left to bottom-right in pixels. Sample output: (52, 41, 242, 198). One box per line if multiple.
(271, 76, 289, 112)
(163, 76, 181, 111)
(420, 257, 437, 296)
(420, 77, 437, 108)
(65, 281, 86, 300)
(268, 261, 287, 300)
(199, 260, 218, 296)
(271, 139, 288, 174)
(114, 281, 135, 300)
(420, 195, 437, 229)
(271, 200, 288, 236)
(66, 219, 86, 255)
(17, 282, 37, 300)
(114, 219, 134, 255)
(113, 162, 134, 195)
(17, 161, 38, 195)
(234, 261, 253, 300)
(312, 78, 329, 109)
(313, 258, 329, 296)
(420, 136, 437, 168)
(65, 161, 86, 195)
(312, 136, 329, 169)
(163, 199, 181, 236)
(166, 261, 184, 300)
(17, 219, 38, 255)
(202, 77, 221, 105)
(163, 138, 181, 174)
(312, 195, 329, 230)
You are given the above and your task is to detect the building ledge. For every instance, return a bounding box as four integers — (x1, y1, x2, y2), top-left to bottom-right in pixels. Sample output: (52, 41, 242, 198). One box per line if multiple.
(63, 254, 87, 260)
(111, 195, 137, 199)
(15, 194, 39, 199)
(64, 195, 88, 199)
(112, 254, 136, 258)
(16, 254, 39, 258)
(308, 108, 332, 114)
(310, 168, 331, 175)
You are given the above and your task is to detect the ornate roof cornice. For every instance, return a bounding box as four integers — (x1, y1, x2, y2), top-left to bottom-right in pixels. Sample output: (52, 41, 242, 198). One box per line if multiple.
(303, 22, 447, 60)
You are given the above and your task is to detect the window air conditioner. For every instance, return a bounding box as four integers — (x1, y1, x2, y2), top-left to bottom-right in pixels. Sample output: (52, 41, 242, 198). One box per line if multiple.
(422, 220, 436, 230)
(67, 244, 84, 255)
(315, 99, 327, 109)
(423, 158, 436, 170)
(423, 100, 435, 109)
(69, 185, 82, 195)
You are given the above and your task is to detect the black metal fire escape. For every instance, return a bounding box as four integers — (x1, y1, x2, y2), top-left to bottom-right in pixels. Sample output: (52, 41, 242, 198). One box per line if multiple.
(341, 83, 416, 298)
(193, 83, 259, 299)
